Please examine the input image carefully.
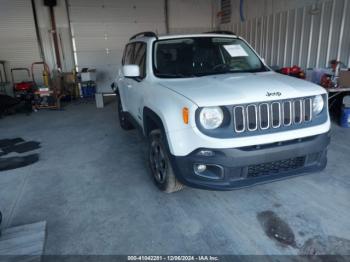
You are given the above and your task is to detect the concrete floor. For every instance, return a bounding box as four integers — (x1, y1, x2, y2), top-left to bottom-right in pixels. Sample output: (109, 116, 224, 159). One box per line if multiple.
(0, 100, 349, 255)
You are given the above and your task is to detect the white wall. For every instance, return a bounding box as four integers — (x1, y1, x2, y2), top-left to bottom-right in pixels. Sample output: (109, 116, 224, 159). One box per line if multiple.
(68, 0, 219, 92)
(0, 0, 220, 94)
(168, 0, 217, 33)
(68, 0, 167, 92)
(0, 0, 75, 93)
(220, 0, 350, 69)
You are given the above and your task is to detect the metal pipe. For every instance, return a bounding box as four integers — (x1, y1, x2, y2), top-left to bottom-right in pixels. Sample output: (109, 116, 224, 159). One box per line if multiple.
(164, 0, 169, 34)
(277, 12, 282, 66)
(240, 0, 245, 22)
(271, 13, 276, 65)
(49, 5, 62, 69)
(298, 6, 306, 67)
(31, 0, 45, 60)
(337, 0, 348, 62)
(211, 0, 216, 30)
(254, 18, 258, 50)
(316, 2, 325, 68)
(326, 0, 335, 66)
(65, 0, 77, 71)
(265, 15, 270, 63)
(291, 9, 297, 66)
(283, 10, 290, 66)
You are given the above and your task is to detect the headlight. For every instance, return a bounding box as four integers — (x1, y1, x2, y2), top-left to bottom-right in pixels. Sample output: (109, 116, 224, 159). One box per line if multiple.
(313, 95, 324, 115)
(199, 107, 224, 129)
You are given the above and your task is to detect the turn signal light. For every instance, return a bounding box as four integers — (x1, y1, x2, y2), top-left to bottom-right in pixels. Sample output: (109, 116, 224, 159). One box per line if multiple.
(183, 107, 189, 124)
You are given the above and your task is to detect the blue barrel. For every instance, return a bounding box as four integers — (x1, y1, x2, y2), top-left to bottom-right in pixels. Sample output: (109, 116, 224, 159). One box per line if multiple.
(340, 107, 350, 128)
(86, 85, 91, 98)
(81, 86, 87, 98)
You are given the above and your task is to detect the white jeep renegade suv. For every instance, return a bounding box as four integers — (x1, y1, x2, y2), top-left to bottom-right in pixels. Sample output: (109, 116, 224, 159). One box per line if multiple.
(113, 31, 330, 193)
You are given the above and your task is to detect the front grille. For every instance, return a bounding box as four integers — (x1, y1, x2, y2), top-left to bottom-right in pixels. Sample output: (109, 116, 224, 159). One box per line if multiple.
(271, 102, 281, 128)
(247, 105, 258, 131)
(233, 98, 313, 133)
(283, 101, 292, 126)
(247, 156, 306, 177)
(233, 106, 245, 132)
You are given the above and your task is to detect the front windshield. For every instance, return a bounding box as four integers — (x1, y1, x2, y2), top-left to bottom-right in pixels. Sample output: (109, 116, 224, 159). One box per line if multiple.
(153, 37, 268, 78)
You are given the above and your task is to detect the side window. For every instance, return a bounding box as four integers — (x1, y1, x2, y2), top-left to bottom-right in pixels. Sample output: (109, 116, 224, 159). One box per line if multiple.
(123, 44, 135, 65)
(133, 43, 147, 79)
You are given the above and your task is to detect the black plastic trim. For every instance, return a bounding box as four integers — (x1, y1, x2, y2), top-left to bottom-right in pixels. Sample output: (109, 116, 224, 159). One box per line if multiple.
(169, 132, 330, 190)
(130, 31, 158, 40)
(204, 30, 236, 35)
(143, 107, 166, 137)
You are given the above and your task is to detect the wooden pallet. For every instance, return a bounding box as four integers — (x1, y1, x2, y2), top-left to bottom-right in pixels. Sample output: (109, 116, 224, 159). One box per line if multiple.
(0, 221, 46, 261)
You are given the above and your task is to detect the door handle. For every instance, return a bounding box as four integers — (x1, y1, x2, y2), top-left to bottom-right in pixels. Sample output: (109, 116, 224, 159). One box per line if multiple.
(127, 84, 132, 88)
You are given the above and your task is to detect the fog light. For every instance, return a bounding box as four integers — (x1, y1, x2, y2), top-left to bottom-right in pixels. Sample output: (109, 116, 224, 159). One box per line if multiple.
(193, 164, 224, 180)
(194, 164, 207, 173)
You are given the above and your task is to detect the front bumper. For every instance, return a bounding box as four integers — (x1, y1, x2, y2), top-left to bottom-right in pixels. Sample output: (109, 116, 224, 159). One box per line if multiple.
(169, 132, 330, 190)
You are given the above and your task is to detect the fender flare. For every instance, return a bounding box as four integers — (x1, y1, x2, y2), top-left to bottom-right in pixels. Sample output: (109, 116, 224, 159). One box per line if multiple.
(143, 107, 166, 137)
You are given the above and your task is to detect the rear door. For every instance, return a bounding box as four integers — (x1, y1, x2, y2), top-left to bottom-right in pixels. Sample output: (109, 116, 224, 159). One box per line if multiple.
(118, 43, 135, 111)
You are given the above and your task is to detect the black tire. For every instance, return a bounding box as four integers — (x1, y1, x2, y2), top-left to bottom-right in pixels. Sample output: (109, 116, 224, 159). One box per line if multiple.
(148, 129, 184, 193)
(117, 95, 134, 130)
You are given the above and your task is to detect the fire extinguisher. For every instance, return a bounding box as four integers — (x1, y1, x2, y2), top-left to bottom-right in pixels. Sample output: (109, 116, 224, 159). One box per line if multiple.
(43, 69, 49, 86)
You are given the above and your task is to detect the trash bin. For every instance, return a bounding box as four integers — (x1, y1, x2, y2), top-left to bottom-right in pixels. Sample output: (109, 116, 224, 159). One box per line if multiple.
(340, 96, 350, 128)
(340, 107, 350, 128)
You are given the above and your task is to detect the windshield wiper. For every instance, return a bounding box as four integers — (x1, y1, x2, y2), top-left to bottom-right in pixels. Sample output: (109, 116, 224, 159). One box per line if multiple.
(194, 71, 233, 77)
(236, 68, 269, 73)
(155, 73, 195, 78)
(194, 68, 269, 77)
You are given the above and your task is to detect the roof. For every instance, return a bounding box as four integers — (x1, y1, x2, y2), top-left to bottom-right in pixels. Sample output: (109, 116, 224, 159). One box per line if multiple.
(157, 33, 238, 40)
(128, 31, 238, 42)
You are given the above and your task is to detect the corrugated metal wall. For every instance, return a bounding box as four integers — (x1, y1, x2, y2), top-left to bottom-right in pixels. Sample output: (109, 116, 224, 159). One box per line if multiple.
(0, 0, 41, 89)
(221, 0, 350, 69)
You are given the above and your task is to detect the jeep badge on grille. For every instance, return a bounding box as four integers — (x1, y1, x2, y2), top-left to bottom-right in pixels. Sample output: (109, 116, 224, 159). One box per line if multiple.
(266, 92, 282, 97)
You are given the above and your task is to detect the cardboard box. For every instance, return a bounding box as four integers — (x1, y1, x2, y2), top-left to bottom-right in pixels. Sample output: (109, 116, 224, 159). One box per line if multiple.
(62, 73, 75, 84)
(81, 70, 96, 82)
(339, 70, 350, 88)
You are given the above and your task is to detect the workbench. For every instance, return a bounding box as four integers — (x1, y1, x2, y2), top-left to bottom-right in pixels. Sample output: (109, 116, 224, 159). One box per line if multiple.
(327, 87, 350, 99)
(326, 86, 350, 109)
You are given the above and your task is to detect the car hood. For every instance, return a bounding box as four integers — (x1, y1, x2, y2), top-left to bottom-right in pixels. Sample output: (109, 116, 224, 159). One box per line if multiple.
(158, 72, 325, 107)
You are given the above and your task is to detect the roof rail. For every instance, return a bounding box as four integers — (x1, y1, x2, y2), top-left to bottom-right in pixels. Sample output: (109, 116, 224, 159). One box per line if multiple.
(129, 31, 158, 40)
(204, 30, 236, 35)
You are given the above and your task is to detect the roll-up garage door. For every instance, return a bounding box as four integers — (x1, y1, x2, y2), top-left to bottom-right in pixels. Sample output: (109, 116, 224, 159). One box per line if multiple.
(68, 0, 166, 93)
(0, 0, 41, 87)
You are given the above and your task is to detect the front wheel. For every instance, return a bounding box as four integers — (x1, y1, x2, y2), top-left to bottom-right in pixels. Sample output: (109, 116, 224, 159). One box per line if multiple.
(148, 129, 184, 193)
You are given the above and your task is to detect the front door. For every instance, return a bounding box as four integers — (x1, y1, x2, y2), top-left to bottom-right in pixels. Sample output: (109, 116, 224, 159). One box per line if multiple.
(127, 42, 147, 124)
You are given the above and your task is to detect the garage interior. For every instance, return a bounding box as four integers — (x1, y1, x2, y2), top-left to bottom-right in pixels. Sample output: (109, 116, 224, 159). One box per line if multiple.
(0, 0, 350, 258)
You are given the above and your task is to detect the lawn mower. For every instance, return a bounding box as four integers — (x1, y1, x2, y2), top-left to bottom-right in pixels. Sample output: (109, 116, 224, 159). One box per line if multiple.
(278, 65, 306, 79)
(10, 67, 35, 111)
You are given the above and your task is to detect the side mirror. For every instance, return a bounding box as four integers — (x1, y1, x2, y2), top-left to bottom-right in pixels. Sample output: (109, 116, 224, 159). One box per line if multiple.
(123, 65, 140, 78)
